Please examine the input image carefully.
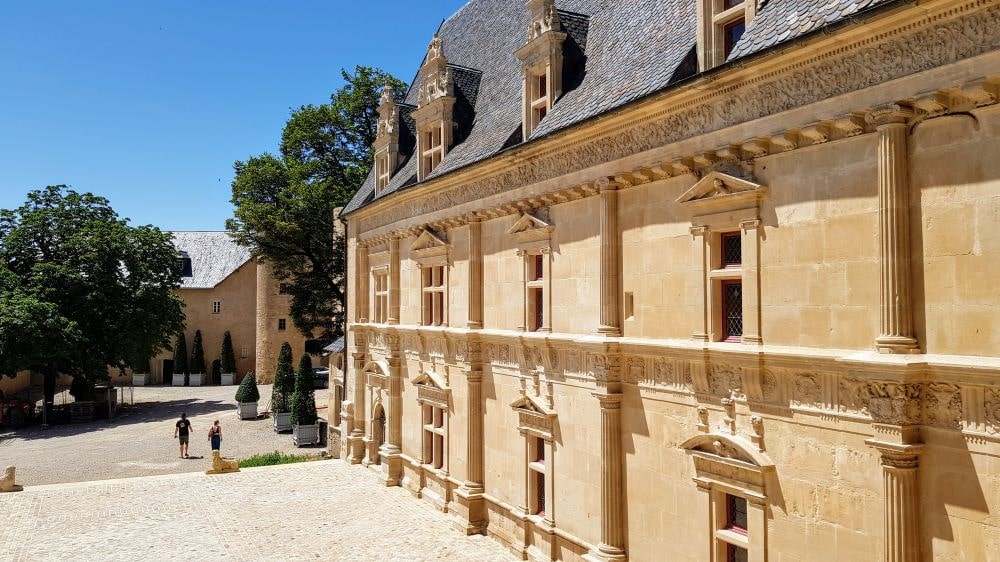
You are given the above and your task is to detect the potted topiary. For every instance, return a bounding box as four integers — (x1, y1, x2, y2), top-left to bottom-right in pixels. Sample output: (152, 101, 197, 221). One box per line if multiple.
(172, 331, 189, 386)
(189, 330, 207, 386)
(235, 372, 260, 420)
(271, 342, 294, 432)
(220, 331, 237, 385)
(290, 353, 319, 446)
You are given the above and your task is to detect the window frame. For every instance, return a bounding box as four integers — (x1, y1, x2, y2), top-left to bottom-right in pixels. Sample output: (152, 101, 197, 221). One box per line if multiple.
(212, 301, 221, 315)
(371, 268, 390, 324)
(420, 264, 448, 327)
(278, 318, 287, 331)
(421, 403, 447, 471)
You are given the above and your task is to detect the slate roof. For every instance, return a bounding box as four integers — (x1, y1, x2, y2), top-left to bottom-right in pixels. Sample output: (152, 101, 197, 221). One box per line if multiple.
(345, 0, 895, 215)
(170, 232, 252, 289)
(324, 336, 346, 354)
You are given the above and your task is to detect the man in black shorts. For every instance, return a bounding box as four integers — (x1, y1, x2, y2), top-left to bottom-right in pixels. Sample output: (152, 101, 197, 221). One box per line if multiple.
(174, 413, 192, 458)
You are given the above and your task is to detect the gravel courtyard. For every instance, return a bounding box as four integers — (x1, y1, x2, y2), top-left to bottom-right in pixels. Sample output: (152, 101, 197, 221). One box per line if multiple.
(0, 460, 515, 562)
(0, 384, 329, 486)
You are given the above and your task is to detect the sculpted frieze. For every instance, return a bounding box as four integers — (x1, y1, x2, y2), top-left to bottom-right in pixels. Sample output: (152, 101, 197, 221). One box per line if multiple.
(924, 383, 962, 429)
(864, 381, 923, 426)
(358, 5, 1000, 233)
(985, 389, 1000, 435)
(708, 364, 744, 399)
(791, 373, 823, 409)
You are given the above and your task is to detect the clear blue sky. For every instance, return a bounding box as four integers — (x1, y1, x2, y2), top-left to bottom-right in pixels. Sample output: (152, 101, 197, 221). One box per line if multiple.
(0, 0, 467, 230)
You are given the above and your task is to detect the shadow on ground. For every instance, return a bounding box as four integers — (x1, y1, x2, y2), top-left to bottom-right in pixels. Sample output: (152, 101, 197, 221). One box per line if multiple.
(0, 399, 235, 441)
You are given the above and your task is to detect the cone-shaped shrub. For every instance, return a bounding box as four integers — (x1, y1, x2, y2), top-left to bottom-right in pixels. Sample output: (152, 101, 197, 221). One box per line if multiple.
(271, 342, 294, 413)
(290, 354, 317, 426)
(220, 331, 237, 374)
(190, 330, 206, 374)
(173, 331, 189, 375)
(235, 372, 260, 403)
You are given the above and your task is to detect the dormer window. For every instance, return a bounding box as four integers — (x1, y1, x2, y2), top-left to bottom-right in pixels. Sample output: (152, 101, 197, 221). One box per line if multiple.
(516, 0, 566, 139)
(411, 34, 456, 182)
(177, 253, 193, 277)
(374, 85, 400, 196)
(699, 0, 756, 70)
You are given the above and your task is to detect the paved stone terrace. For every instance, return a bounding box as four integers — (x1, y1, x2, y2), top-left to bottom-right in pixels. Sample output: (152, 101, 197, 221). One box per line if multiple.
(0, 460, 515, 561)
(0, 385, 329, 486)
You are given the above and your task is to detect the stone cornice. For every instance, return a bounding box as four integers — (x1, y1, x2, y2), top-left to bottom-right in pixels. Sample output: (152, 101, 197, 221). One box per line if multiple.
(351, 0, 1000, 236)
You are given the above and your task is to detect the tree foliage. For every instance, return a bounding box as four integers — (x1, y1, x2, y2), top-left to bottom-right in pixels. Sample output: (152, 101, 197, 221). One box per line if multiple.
(227, 66, 407, 343)
(220, 331, 237, 374)
(235, 371, 260, 403)
(289, 353, 316, 426)
(173, 331, 189, 376)
(271, 341, 294, 413)
(190, 329, 206, 374)
(0, 186, 185, 402)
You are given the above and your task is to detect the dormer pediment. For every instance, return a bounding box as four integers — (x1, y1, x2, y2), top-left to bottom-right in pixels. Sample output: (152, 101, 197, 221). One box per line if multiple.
(511, 391, 556, 437)
(411, 228, 450, 263)
(413, 370, 450, 408)
(507, 212, 553, 235)
(412, 370, 449, 391)
(510, 394, 555, 417)
(677, 171, 768, 217)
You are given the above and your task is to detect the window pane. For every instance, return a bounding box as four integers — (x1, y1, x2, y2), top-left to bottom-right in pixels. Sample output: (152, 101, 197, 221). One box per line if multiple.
(727, 495, 748, 532)
(724, 19, 745, 58)
(727, 543, 748, 562)
(722, 282, 743, 340)
(722, 233, 742, 267)
(536, 471, 546, 515)
(723, 0, 742, 9)
(532, 288, 544, 331)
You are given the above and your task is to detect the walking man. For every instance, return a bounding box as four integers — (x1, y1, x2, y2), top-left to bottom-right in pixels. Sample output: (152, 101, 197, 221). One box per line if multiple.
(174, 413, 192, 458)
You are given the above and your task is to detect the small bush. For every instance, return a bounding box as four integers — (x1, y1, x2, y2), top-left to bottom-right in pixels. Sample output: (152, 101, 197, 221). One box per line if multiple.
(173, 331, 189, 375)
(235, 371, 260, 403)
(271, 342, 294, 413)
(220, 331, 237, 374)
(290, 353, 317, 426)
(190, 329, 206, 374)
(238, 450, 318, 468)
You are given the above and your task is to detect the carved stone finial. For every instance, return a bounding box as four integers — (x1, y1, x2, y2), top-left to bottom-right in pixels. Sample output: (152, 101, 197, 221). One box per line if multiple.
(427, 33, 444, 61)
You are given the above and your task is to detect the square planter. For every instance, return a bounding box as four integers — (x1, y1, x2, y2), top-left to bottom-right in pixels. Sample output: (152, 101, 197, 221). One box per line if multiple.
(133, 374, 147, 386)
(273, 411, 292, 433)
(190, 373, 205, 387)
(69, 401, 96, 424)
(237, 402, 258, 420)
(292, 423, 320, 447)
(172, 373, 186, 386)
(221, 373, 235, 386)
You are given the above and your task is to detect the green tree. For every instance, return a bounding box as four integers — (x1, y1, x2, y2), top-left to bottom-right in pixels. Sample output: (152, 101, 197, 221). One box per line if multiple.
(220, 331, 237, 374)
(227, 66, 407, 343)
(0, 186, 185, 407)
(190, 329, 206, 374)
(235, 371, 260, 404)
(289, 353, 316, 426)
(173, 331, 189, 376)
(271, 342, 294, 413)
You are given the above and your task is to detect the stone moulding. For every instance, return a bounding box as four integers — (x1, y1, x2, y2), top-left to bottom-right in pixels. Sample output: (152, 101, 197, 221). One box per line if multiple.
(354, 0, 1000, 235)
(351, 324, 1000, 440)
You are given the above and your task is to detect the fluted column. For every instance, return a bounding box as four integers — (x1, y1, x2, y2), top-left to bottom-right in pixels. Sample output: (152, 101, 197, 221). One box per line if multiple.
(586, 393, 627, 561)
(867, 442, 922, 562)
(597, 179, 622, 336)
(872, 105, 919, 353)
(467, 216, 484, 329)
(349, 351, 366, 464)
(388, 236, 401, 325)
(380, 352, 403, 486)
(357, 245, 369, 323)
(466, 369, 485, 491)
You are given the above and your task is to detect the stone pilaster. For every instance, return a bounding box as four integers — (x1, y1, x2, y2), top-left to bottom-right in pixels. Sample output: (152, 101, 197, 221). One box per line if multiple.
(467, 217, 484, 330)
(453, 361, 487, 534)
(866, 440, 923, 562)
(348, 351, 367, 464)
(357, 245, 369, 323)
(586, 393, 627, 562)
(871, 105, 919, 353)
(388, 237, 401, 325)
(690, 225, 710, 341)
(379, 352, 403, 486)
(597, 179, 622, 337)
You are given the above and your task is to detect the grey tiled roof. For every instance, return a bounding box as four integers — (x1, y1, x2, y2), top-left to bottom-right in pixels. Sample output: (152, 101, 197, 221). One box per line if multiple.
(324, 336, 346, 353)
(728, 0, 890, 60)
(170, 232, 251, 289)
(345, 0, 893, 215)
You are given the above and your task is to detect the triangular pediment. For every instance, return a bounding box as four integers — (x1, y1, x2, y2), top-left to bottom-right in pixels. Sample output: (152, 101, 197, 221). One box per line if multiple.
(680, 433, 774, 468)
(677, 172, 767, 205)
(507, 213, 554, 236)
(412, 370, 448, 391)
(411, 229, 449, 252)
(510, 394, 555, 417)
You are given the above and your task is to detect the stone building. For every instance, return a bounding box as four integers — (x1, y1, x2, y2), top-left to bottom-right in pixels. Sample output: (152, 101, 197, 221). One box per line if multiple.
(335, 0, 1000, 560)
(146, 232, 313, 384)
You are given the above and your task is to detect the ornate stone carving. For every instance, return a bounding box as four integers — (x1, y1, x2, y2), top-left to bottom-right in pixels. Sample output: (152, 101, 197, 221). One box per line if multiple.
(864, 382, 923, 426)
(359, 6, 1000, 233)
(838, 378, 869, 417)
(708, 364, 743, 398)
(985, 389, 1000, 435)
(626, 357, 645, 384)
(791, 373, 822, 408)
(761, 369, 780, 402)
(924, 383, 962, 429)
(589, 354, 622, 383)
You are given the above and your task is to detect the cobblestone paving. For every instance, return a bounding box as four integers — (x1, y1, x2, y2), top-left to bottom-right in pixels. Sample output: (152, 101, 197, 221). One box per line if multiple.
(0, 460, 515, 562)
(0, 385, 329, 486)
